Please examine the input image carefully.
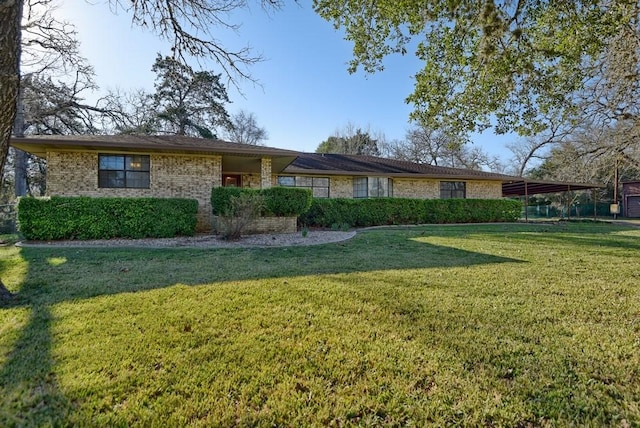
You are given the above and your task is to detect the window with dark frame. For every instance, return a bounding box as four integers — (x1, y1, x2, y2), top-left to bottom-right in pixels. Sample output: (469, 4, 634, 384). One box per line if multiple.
(440, 181, 466, 199)
(98, 154, 150, 189)
(277, 175, 330, 198)
(353, 177, 368, 198)
(353, 177, 392, 198)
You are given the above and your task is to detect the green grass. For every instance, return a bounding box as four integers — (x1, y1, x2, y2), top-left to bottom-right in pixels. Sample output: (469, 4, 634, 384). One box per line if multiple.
(1, 223, 639, 426)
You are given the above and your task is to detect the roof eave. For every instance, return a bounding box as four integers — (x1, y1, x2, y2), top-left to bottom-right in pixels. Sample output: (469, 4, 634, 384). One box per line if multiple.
(10, 137, 300, 158)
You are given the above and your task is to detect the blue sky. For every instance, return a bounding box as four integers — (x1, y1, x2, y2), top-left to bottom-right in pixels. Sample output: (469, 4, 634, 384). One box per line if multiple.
(54, 1, 519, 161)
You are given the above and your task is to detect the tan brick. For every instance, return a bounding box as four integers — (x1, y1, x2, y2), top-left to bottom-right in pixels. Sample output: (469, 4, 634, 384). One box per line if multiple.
(393, 178, 440, 199)
(46, 151, 222, 232)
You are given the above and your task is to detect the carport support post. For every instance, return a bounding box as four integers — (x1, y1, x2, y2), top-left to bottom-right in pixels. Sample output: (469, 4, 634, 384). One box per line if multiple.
(524, 181, 529, 222)
(566, 185, 571, 221)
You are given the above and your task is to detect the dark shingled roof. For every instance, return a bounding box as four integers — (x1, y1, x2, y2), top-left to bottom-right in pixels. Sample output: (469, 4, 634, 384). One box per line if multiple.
(10, 134, 300, 158)
(283, 153, 517, 180)
(10, 136, 604, 195)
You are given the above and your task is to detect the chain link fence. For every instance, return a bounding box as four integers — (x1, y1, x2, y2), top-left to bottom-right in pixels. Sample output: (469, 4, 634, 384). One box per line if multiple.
(523, 202, 622, 219)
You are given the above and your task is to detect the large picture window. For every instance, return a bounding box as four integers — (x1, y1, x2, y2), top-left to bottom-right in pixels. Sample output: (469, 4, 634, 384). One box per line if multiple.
(353, 177, 392, 198)
(440, 181, 466, 199)
(277, 176, 330, 198)
(98, 154, 150, 189)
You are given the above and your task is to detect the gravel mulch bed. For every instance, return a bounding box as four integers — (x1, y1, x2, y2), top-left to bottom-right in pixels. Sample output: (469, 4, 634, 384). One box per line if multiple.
(17, 230, 357, 249)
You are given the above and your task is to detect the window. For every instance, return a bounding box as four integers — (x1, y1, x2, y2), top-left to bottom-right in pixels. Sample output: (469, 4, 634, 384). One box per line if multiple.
(353, 177, 392, 198)
(277, 176, 330, 198)
(98, 154, 150, 188)
(440, 181, 466, 199)
(353, 177, 368, 198)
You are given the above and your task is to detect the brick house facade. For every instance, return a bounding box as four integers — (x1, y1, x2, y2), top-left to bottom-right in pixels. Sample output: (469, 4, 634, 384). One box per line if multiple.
(11, 135, 518, 232)
(47, 152, 225, 230)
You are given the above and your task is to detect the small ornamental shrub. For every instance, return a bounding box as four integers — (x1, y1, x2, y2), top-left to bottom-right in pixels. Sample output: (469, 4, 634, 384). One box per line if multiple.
(18, 196, 198, 240)
(216, 193, 265, 240)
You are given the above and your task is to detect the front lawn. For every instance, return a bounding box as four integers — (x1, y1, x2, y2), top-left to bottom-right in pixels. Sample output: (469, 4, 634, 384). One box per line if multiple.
(1, 223, 639, 426)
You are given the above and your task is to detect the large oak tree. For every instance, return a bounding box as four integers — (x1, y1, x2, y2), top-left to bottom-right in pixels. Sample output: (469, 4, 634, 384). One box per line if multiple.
(313, 0, 639, 139)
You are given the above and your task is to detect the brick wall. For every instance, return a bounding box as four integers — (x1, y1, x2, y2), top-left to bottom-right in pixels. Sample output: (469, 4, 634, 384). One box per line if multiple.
(323, 176, 502, 200)
(329, 176, 353, 198)
(261, 158, 272, 189)
(242, 173, 261, 188)
(47, 151, 222, 232)
(393, 178, 440, 198)
(467, 180, 503, 199)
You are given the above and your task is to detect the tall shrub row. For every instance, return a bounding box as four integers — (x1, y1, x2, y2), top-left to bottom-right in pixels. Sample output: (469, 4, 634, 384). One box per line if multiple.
(211, 187, 312, 217)
(299, 198, 522, 228)
(18, 196, 198, 240)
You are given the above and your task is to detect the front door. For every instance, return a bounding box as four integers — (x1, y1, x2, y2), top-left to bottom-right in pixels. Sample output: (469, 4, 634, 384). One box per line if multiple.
(223, 174, 242, 187)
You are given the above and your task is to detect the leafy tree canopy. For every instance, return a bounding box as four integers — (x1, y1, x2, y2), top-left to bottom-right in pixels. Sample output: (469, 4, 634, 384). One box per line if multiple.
(313, 0, 638, 138)
(316, 124, 380, 155)
(151, 54, 232, 138)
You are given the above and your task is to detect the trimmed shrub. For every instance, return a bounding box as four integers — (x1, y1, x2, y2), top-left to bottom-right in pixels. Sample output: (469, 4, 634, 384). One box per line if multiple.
(211, 187, 246, 216)
(211, 186, 312, 217)
(299, 198, 522, 228)
(261, 187, 312, 217)
(18, 196, 198, 240)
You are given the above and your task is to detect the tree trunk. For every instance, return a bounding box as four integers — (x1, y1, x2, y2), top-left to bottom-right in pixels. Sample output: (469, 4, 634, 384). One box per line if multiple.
(1, 0, 24, 299)
(14, 85, 27, 196)
(0, 0, 23, 174)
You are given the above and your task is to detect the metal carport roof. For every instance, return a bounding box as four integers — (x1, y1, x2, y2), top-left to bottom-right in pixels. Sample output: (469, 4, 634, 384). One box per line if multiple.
(502, 179, 605, 197)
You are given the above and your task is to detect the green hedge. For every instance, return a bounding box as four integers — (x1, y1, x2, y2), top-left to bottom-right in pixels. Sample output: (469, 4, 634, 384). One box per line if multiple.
(18, 196, 198, 240)
(211, 187, 246, 216)
(299, 198, 522, 227)
(261, 187, 312, 216)
(211, 187, 312, 217)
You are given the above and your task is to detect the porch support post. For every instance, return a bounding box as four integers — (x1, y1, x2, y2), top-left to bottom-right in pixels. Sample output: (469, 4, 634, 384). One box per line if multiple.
(261, 157, 272, 189)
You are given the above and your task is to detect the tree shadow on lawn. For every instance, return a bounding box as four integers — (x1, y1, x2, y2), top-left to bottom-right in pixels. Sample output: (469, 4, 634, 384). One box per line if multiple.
(0, 229, 523, 425)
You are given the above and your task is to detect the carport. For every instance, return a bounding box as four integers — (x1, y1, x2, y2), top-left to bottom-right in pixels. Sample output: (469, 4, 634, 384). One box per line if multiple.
(501, 178, 606, 221)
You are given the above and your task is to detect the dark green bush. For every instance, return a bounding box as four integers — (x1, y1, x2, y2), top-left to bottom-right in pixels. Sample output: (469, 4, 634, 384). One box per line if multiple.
(299, 198, 522, 228)
(18, 196, 198, 240)
(211, 186, 312, 217)
(211, 187, 246, 216)
(261, 187, 312, 216)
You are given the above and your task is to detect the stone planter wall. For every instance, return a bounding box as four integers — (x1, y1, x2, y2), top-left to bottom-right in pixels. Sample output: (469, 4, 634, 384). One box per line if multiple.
(213, 216, 297, 235)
